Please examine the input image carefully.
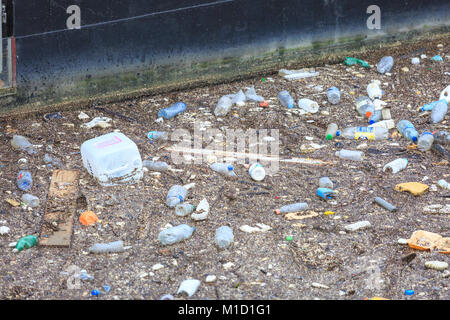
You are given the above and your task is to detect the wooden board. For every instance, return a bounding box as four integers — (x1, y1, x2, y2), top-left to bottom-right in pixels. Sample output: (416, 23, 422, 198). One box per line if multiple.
(39, 170, 79, 247)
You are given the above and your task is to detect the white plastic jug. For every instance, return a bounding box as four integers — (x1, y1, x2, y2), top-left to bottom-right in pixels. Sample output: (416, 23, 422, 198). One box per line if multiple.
(81, 132, 143, 186)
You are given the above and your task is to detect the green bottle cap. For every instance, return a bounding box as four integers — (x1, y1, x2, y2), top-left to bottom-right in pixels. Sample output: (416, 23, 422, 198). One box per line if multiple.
(326, 134, 333, 141)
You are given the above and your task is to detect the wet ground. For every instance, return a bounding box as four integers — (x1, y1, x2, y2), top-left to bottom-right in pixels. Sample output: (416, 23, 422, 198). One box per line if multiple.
(0, 37, 449, 300)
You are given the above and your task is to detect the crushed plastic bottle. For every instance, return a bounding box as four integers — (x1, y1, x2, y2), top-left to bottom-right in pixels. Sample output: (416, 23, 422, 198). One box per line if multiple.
(430, 100, 448, 124)
(17, 170, 33, 191)
(326, 87, 341, 105)
(355, 99, 375, 119)
(210, 163, 237, 177)
(175, 203, 195, 217)
(158, 224, 195, 246)
(335, 149, 364, 161)
(433, 131, 450, 145)
(245, 86, 264, 102)
(147, 131, 169, 141)
(15, 235, 37, 252)
(21, 194, 40, 208)
(397, 120, 419, 143)
(338, 127, 388, 140)
(326, 123, 338, 141)
(89, 241, 127, 254)
(374, 197, 397, 212)
(367, 80, 383, 100)
(11, 135, 37, 155)
(344, 57, 370, 68)
(417, 132, 434, 152)
(278, 90, 295, 109)
(377, 56, 394, 74)
(383, 159, 408, 174)
(249, 163, 265, 181)
(275, 203, 309, 215)
(143, 160, 168, 172)
(44, 154, 62, 168)
(298, 98, 319, 114)
(157, 102, 187, 120)
(215, 226, 234, 249)
(214, 96, 233, 117)
(231, 89, 247, 106)
(319, 177, 333, 189)
(368, 110, 382, 125)
(166, 185, 188, 207)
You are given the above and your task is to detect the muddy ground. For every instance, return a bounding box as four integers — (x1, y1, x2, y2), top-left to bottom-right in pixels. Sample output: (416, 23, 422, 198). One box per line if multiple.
(0, 38, 449, 300)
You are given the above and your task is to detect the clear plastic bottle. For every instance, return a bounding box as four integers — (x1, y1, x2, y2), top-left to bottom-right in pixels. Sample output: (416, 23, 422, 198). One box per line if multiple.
(143, 160, 168, 171)
(11, 135, 37, 155)
(433, 131, 450, 145)
(355, 96, 372, 109)
(326, 87, 341, 105)
(214, 96, 233, 117)
(278, 90, 295, 109)
(158, 224, 195, 246)
(326, 123, 338, 140)
(338, 127, 388, 140)
(356, 103, 375, 119)
(421, 99, 447, 112)
(335, 149, 364, 161)
(89, 241, 125, 254)
(367, 80, 383, 100)
(417, 132, 434, 152)
(383, 159, 408, 174)
(430, 100, 448, 124)
(157, 102, 187, 119)
(298, 98, 319, 113)
(368, 110, 382, 125)
(17, 170, 33, 191)
(232, 90, 246, 106)
(245, 86, 264, 102)
(215, 226, 234, 249)
(249, 163, 265, 181)
(397, 120, 419, 143)
(377, 56, 394, 74)
(175, 203, 195, 217)
(166, 185, 188, 207)
(210, 163, 237, 177)
(147, 131, 169, 141)
(319, 177, 333, 189)
(275, 203, 309, 215)
(21, 194, 40, 207)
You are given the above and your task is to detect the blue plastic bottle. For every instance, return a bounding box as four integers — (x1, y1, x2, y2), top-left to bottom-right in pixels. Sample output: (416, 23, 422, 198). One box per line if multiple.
(420, 99, 448, 112)
(157, 102, 187, 120)
(17, 170, 33, 191)
(397, 120, 419, 143)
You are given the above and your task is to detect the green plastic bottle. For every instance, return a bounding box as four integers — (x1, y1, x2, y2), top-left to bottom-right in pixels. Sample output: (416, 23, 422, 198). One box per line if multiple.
(15, 235, 37, 251)
(344, 57, 370, 68)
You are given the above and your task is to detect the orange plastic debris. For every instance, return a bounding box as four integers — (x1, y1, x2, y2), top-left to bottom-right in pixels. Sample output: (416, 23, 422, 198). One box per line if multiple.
(79, 211, 98, 226)
(407, 230, 450, 254)
(364, 297, 389, 300)
(259, 101, 269, 108)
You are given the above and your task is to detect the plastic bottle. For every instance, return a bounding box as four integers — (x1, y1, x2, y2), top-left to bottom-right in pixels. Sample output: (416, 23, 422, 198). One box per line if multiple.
(420, 100, 447, 112)
(278, 90, 295, 109)
(397, 120, 419, 143)
(319, 177, 333, 189)
(157, 102, 187, 120)
(344, 57, 370, 68)
(383, 159, 408, 174)
(437, 180, 450, 190)
(355, 96, 372, 109)
(89, 241, 126, 254)
(17, 170, 33, 191)
(317, 188, 337, 200)
(175, 203, 195, 217)
(430, 100, 448, 124)
(417, 132, 434, 152)
(433, 131, 450, 145)
(368, 110, 382, 125)
(327, 87, 341, 105)
(147, 131, 169, 141)
(440, 85, 450, 103)
(44, 154, 62, 168)
(166, 185, 188, 207)
(215, 226, 234, 249)
(11, 135, 37, 155)
(326, 123, 338, 140)
(143, 160, 168, 171)
(232, 90, 246, 106)
(158, 224, 195, 246)
(367, 80, 383, 100)
(21, 194, 40, 208)
(338, 127, 388, 140)
(356, 100, 375, 119)
(374, 197, 397, 212)
(245, 87, 264, 102)
(275, 203, 309, 215)
(298, 99, 319, 113)
(15, 235, 37, 252)
(210, 163, 237, 177)
(377, 56, 394, 74)
(335, 150, 364, 161)
(249, 163, 265, 181)
(214, 96, 233, 117)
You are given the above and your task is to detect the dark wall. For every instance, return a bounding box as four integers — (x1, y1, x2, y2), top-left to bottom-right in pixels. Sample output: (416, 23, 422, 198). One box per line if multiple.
(7, 0, 450, 110)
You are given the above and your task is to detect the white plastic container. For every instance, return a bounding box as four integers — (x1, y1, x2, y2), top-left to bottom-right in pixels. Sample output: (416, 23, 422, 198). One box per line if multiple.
(81, 132, 143, 186)
(298, 99, 319, 114)
(335, 150, 364, 161)
(249, 163, 266, 181)
(367, 80, 383, 100)
(383, 159, 408, 174)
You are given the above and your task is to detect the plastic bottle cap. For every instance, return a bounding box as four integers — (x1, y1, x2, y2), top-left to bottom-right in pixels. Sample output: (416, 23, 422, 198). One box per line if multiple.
(288, 104, 294, 109)
(178, 195, 184, 202)
(369, 120, 375, 125)
(365, 111, 372, 118)
(274, 209, 281, 215)
(336, 131, 340, 137)
(404, 290, 414, 296)
(326, 134, 333, 141)
(227, 165, 234, 171)
(412, 137, 418, 143)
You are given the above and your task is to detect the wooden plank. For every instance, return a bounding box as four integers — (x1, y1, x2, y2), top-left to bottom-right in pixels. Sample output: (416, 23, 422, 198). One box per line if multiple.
(39, 170, 79, 247)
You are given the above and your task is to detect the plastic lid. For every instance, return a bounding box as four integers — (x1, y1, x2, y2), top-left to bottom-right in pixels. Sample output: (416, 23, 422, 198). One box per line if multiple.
(369, 120, 375, 125)
(326, 134, 333, 140)
(422, 132, 432, 136)
(412, 136, 418, 143)
(336, 131, 340, 137)
(288, 104, 294, 109)
(227, 165, 234, 171)
(365, 111, 372, 118)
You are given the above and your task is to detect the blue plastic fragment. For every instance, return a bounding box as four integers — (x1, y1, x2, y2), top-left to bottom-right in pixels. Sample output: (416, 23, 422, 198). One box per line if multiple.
(404, 290, 414, 296)
(317, 188, 337, 200)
